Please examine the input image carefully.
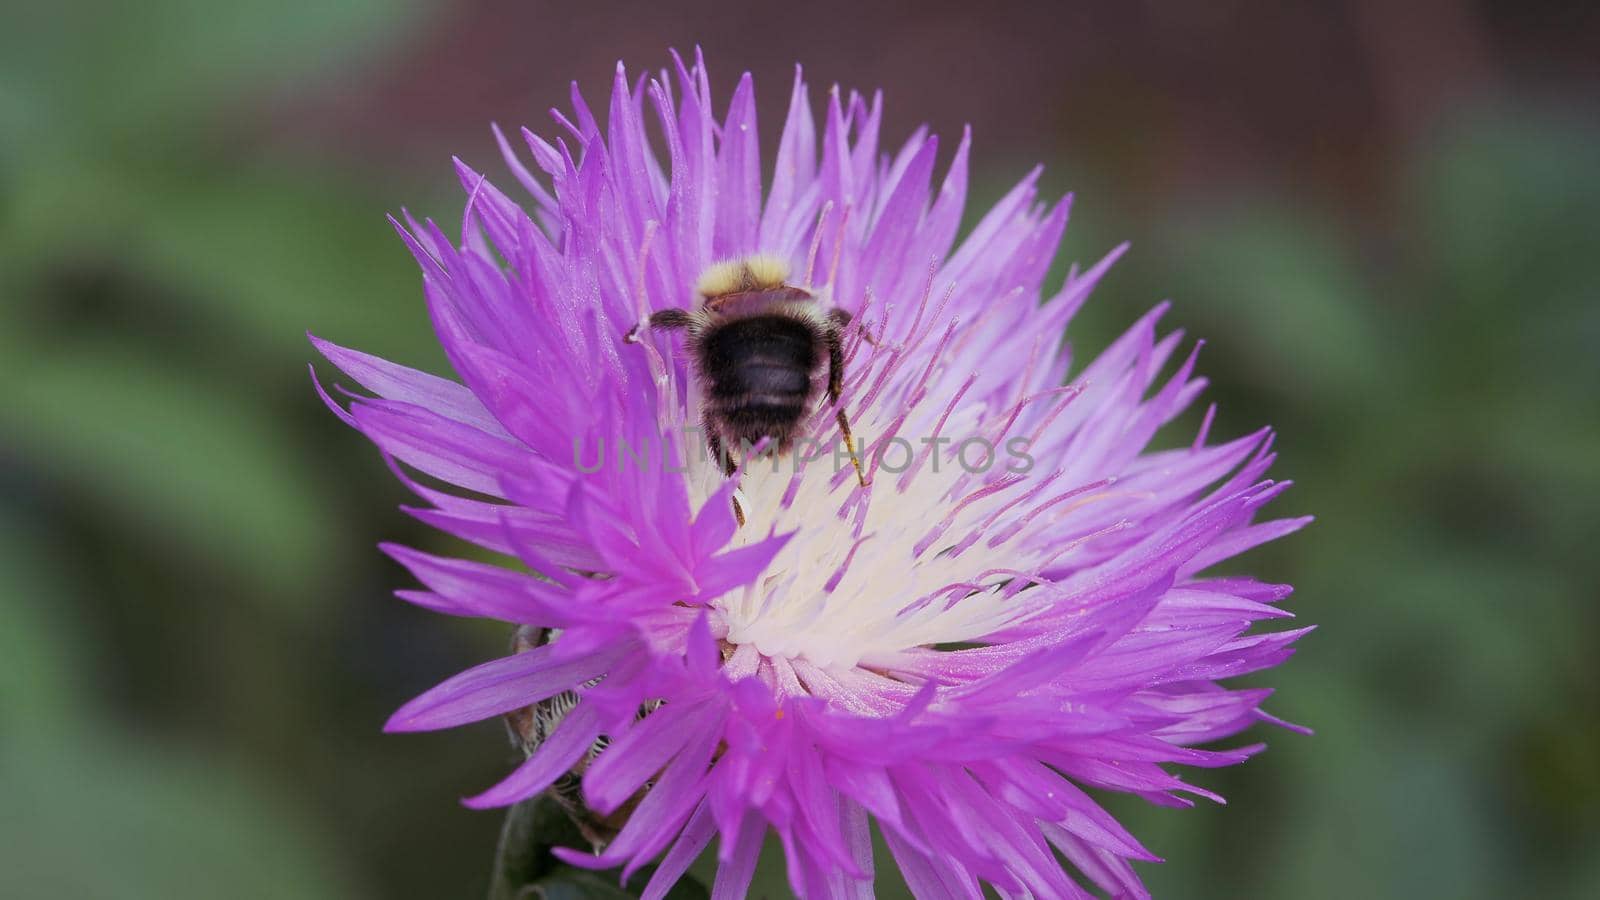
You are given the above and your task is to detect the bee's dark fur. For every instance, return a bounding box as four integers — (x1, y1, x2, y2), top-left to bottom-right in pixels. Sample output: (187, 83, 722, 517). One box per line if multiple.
(625, 257, 866, 506)
(698, 313, 822, 455)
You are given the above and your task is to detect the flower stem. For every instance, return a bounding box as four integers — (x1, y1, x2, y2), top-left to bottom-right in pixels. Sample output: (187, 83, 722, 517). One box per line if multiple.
(486, 791, 587, 900)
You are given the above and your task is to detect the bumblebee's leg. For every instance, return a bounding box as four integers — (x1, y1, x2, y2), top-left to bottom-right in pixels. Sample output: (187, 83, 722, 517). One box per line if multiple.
(704, 419, 745, 526)
(826, 318, 869, 488)
(625, 308, 694, 343)
(827, 307, 878, 347)
(705, 427, 738, 478)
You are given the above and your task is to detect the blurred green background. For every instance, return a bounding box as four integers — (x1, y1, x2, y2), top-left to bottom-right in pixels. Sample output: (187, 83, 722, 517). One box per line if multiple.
(3, 1, 1597, 897)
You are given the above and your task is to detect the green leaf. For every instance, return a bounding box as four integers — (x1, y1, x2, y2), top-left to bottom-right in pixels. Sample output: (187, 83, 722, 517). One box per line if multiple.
(1409, 108, 1600, 400)
(1414, 107, 1600, 314)
(1159, 206, 1391, 409)
(0, 513, 91, 732)
(0, 1, 422, 140)
(3, 154, 445, 368)
(0, 737, 361, 900)
(0, 339, 344, 605)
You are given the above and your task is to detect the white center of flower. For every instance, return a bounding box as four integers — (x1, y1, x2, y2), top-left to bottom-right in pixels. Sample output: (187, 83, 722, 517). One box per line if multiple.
(666, 295, 1069, 672)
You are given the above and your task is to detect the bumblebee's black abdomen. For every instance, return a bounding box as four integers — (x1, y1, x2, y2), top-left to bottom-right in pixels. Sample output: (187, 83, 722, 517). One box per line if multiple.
(697, 315, 821, 449)
(712, 360, 811, 397)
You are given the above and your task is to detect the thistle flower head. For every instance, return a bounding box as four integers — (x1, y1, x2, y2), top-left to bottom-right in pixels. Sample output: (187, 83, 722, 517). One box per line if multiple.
(314, 51, 1310, 899)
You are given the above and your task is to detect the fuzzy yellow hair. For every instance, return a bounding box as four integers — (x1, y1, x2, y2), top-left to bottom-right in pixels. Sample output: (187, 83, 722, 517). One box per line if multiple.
(695, 255, 791, 298)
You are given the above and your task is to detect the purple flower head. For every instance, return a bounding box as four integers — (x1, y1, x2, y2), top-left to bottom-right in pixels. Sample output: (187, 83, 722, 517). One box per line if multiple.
(313, 51, 1311, 899)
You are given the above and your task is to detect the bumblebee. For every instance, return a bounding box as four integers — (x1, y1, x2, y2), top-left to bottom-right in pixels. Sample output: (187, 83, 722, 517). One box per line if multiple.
(625, 255, 868, 511)
(503, 626, 645, 849)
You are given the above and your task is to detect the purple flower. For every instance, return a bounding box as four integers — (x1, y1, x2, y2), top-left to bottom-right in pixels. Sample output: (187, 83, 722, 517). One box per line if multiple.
(313, 51, 1310, 899)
